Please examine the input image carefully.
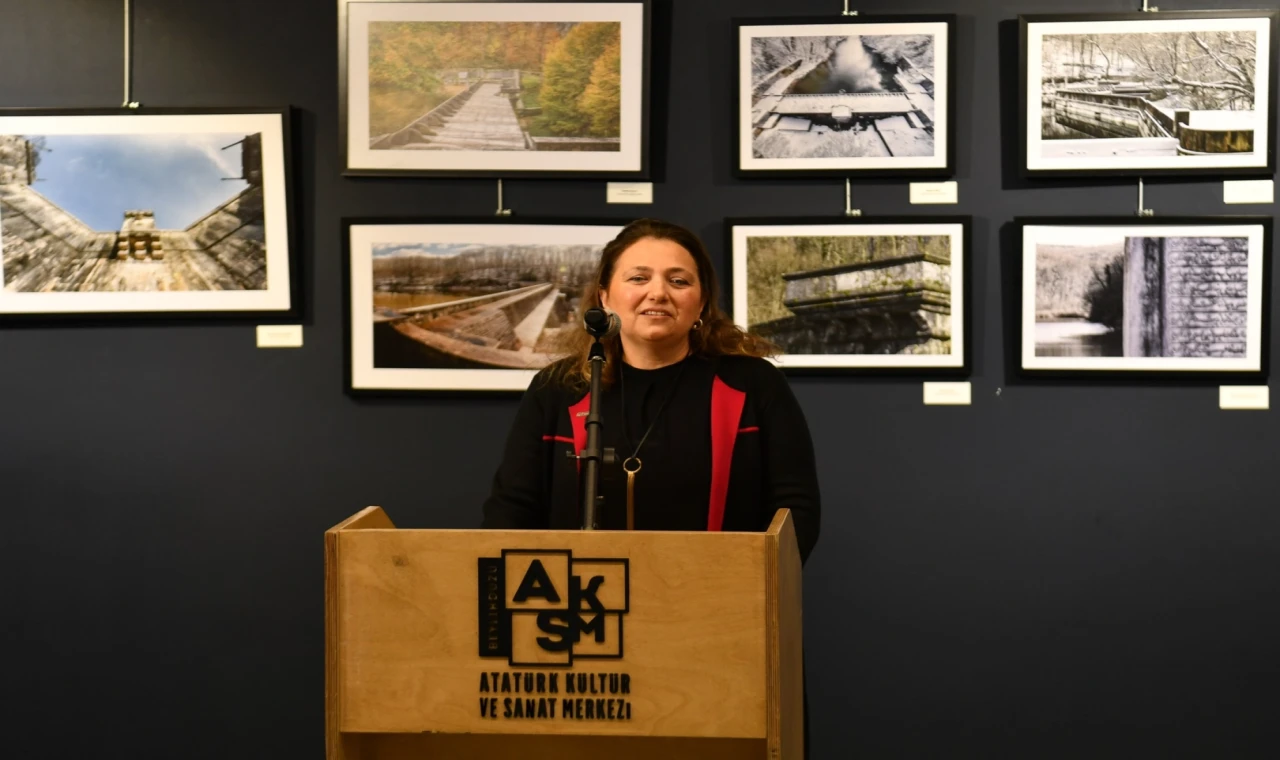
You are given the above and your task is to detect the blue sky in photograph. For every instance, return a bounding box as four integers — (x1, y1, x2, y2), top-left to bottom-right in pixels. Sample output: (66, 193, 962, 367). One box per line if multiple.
(373, 242, 477, 257)
(28, 133, 251, 230)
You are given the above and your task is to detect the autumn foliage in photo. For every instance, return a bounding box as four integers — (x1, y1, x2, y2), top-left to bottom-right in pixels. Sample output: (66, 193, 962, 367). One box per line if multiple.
(367, 21, 622, 141)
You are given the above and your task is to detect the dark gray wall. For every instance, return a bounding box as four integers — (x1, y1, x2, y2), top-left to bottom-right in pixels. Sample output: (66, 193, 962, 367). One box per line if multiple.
(2, 0, 1277, 757)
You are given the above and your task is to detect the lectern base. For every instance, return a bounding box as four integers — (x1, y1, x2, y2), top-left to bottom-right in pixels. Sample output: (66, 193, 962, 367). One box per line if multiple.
(340, 733, 765, 759)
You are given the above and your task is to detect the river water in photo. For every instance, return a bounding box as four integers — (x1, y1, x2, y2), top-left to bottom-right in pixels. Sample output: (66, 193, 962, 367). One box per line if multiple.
(1035, 320, 1122, 357)
(791, 37, 900, 94)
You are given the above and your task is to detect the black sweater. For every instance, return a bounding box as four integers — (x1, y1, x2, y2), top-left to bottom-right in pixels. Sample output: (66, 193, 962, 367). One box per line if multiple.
(481, 354, 821, 563)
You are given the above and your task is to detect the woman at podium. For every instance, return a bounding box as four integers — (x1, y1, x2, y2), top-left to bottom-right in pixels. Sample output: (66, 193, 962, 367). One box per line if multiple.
(482, 218, 820, 563)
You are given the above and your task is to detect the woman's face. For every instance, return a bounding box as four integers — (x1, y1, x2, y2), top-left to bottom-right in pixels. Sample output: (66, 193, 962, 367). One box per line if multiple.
(599, 236, 704, 354)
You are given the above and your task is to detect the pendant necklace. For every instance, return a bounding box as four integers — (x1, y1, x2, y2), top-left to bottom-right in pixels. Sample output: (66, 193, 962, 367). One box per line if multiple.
(618, 358, 689, 530)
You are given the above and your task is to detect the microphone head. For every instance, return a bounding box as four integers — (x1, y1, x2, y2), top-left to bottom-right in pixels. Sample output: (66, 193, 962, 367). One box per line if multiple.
(584, 307, 621, 339)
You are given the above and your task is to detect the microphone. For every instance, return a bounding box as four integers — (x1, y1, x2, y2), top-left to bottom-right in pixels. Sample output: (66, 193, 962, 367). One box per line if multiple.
(583, 307, 621, 339)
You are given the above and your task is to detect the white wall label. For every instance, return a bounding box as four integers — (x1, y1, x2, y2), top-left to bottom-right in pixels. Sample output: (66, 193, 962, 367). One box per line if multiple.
(256, 324, 303, 348)
(923, 382, 972, 406)
(606, 182, 653, 204)
(1223, 179, 1274, 205)
(1219, 385, 1269, 410)
(909, 181, 958, 205)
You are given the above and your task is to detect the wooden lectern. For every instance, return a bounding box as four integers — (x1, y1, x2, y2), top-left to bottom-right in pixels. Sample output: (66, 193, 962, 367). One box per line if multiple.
(325, 507, 805, 760)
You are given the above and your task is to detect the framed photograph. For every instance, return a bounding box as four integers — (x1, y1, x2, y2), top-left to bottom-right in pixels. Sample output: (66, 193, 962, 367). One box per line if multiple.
(1020, 10, 1279, 177)
(0, 108, 295, 319)
(339, 0, 650, 178)
(1018, 217, 1271, 379)
(735, 14, 954, 177)
(727, 216, 969, 373)
(344, 217, 626, 393)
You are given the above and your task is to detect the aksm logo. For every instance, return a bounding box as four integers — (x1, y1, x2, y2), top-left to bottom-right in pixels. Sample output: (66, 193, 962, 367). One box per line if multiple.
(478, 550, 629, 666)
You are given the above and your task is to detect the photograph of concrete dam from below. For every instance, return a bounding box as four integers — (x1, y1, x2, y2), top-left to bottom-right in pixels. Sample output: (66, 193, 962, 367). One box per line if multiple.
(750, 33, 937, 159)
(0, 133, 268, 293)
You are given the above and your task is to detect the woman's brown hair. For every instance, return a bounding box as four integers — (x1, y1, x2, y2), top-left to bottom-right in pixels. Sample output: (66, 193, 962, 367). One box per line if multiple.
(547, 218, 776, 390)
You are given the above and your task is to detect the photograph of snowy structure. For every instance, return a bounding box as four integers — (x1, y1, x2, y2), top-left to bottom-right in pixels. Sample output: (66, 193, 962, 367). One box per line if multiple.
(737, 16, 953, 175)
(729, 218, 967, 371)
(1022, 11, 1277, 175)
(1020, 219, 1269, 376)
(346, 219, 623, 392)
(0, 110, 293, 317)
(341, 1, 649, 177)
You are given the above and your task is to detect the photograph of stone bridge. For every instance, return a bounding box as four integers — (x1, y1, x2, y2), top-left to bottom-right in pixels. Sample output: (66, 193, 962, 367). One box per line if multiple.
(749, 31, 938, 160)
(1037, 28, 1261, 160)
(744, 232, 955, 359)
(1, 132, 267, 294)
(1034, 232, 1253, 359)
(367, 21, 621, 153)
(371, 241, 600, 370)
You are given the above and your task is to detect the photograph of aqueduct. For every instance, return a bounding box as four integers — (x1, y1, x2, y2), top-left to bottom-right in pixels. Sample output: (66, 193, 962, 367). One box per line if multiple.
(1038, 28, 1261, 159)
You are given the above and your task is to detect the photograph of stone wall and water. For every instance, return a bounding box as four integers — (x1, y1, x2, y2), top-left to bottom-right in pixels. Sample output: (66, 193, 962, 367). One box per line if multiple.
(1021, 221, 1267, 375)
(730, 221, 967, 370)
(347, 222, 622, 392)
(737, 18, 952, 174)
(1023, 12, 1276, 174)
(0, 112, 292, 317)
(342, 2, 647, 176)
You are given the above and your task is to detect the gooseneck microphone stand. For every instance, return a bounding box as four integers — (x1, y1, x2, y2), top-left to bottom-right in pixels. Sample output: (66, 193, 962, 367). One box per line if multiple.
(578, 309, 616, 530)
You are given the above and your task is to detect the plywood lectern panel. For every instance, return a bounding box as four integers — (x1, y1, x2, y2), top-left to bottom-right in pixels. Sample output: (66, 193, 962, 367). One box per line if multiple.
(337, 528, 768, 738)
(349, 733, 764, 759)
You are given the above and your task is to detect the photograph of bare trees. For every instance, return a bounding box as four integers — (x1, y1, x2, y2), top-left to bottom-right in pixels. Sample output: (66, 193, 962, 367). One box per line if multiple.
(347, 221, 623, 392)
(1023, 12, 1276, 174)
(737, 17, 952, 175)
(730, 219, 967, 370)
(1021, 220, 1268, 375)
(371, 240, 598, 370)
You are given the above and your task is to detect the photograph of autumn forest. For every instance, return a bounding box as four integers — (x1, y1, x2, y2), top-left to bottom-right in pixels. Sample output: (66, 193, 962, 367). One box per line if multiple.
(367, 21, 622, 152)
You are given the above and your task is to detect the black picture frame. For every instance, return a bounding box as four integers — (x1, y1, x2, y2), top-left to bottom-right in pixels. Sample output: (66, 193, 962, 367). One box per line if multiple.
(732, 14, 956, 179)
(343, 215, 632, 396)
(0, 106, 299, 323)
(724, 215, 972, 376)
(1013, 215, 1272, 382)
(1018, 10, 1280, 179)
(338, 0, 652, 180)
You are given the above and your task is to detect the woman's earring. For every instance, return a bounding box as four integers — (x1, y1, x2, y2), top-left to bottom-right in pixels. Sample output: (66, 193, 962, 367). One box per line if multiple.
(692, 319, 704, 331)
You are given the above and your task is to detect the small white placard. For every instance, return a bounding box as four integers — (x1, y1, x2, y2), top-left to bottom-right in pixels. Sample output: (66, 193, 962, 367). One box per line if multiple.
(910, 181, 958, 205)
(1223, 179, 1274, 205)
(923, 381, 972, 406)
(606, 182, 653, 204)
(1219, 385, 1269, 410)
(256, 324, 303, 348)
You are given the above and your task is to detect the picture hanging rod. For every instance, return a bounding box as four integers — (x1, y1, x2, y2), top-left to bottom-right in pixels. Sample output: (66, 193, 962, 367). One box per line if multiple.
(845, 178, 861, 217)
(1137, 178, 1153, 217)
(1141, 1, 1159, 12)
(842, 1, 858, 16)
(496, 179, 512, 216)
(122, 0, 140, 107)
